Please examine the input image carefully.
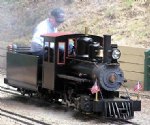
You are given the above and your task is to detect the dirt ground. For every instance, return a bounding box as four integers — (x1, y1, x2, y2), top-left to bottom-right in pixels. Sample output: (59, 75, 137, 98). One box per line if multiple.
(0, 74, 150, 125)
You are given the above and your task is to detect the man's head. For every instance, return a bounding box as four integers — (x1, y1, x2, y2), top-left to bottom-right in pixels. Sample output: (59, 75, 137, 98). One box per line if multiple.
(51, 8, 65, 24)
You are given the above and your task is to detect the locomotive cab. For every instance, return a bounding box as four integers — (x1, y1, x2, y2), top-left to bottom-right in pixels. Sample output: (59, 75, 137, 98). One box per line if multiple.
(41, 33, 104, 91)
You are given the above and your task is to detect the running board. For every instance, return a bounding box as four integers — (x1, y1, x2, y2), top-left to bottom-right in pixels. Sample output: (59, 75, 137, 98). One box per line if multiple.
(57, 74, 90, 83)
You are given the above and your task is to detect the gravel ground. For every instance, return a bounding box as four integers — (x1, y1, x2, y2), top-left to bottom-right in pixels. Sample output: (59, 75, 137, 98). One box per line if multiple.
(0, 74, 150, 125)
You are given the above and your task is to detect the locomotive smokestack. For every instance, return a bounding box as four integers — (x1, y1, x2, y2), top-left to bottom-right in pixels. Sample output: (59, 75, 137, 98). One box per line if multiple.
(103, 35, 111, 63)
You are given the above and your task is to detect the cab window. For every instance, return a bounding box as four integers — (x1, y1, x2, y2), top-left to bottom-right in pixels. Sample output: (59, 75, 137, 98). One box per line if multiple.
(68, 38, 76, 56)
(57, 42, 65, 64)
(44, 41, 54, 63)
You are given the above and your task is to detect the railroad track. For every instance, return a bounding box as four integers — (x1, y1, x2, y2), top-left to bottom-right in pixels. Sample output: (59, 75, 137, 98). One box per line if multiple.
(107, 117, 139, 125)
(0, 86, 52, 125)
(71, 111, 139, 125)
(0, 108, 50, 125)
(0, 86, 20, 96)
(0, 86, 52, 107)
(0, 107, 137, 125)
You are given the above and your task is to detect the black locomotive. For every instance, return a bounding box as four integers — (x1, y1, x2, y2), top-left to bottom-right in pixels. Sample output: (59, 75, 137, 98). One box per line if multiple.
(4, 32, 141, 120)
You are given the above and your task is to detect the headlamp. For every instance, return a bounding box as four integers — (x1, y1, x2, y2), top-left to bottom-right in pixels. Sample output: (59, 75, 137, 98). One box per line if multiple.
(112, 49, 121, 59)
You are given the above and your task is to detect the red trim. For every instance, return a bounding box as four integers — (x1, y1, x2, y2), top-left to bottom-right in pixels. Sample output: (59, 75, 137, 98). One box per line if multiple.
(68, 38, 77, 57)
(57, 42, 66, 65)
(41, 32, 72, 37)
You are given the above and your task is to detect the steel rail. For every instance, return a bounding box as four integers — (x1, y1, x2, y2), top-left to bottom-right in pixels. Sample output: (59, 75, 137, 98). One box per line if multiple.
(0, 108, 51, 125)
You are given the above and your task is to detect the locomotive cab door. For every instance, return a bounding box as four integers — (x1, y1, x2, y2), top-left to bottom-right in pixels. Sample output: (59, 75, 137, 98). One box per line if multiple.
(42, 40, 55, 90)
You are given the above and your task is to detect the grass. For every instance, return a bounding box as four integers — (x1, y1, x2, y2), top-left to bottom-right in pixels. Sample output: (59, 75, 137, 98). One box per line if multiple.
(124, 0, 135, 7)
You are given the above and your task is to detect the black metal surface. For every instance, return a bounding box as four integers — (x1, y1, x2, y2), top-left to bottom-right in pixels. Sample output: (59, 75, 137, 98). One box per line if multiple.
(57, 74, 90, 83)
(103, 35, 112, 63)
(93, 99, 134, 119)
(88, 42, 101, 61)
(132, 100, 141, 111)
(6, 52, 40, 90)
(93, 100, 104, 112)
(76, 36, 93, 57)
(4, 78, 8, 84)
(80, 95, 93, 113)
(104, 99, 134, 119)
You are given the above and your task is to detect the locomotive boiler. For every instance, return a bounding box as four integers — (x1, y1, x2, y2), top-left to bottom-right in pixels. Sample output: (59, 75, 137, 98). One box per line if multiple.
(4, 32, 141, 120)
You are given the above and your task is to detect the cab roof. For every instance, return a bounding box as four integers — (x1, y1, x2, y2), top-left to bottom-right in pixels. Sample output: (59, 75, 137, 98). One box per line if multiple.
(41, 32, 72, 38)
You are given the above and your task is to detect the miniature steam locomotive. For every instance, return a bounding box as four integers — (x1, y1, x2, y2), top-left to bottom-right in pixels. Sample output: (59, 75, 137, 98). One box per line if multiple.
(4, 32, 141, 120)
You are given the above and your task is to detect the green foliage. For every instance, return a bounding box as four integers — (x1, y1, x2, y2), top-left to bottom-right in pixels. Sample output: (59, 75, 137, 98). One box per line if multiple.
(124, 0, 135, 7)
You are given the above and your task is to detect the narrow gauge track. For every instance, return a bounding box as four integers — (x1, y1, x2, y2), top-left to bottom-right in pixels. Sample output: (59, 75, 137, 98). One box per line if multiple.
(0, 108, 138, 125)
(0, 86, 52, 106)
(0, 85, 139, 125)
(82, 113, 139, 125)
(0, 85, 17, 93)
(0, 108, 50, 125)
(0, 86, 51, 125)
(0, 86, 20, 96)
(106, 118, 139, 125)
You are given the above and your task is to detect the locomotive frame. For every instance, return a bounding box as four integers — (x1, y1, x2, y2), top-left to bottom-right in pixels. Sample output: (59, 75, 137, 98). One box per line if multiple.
(4, 32, 141, 120)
